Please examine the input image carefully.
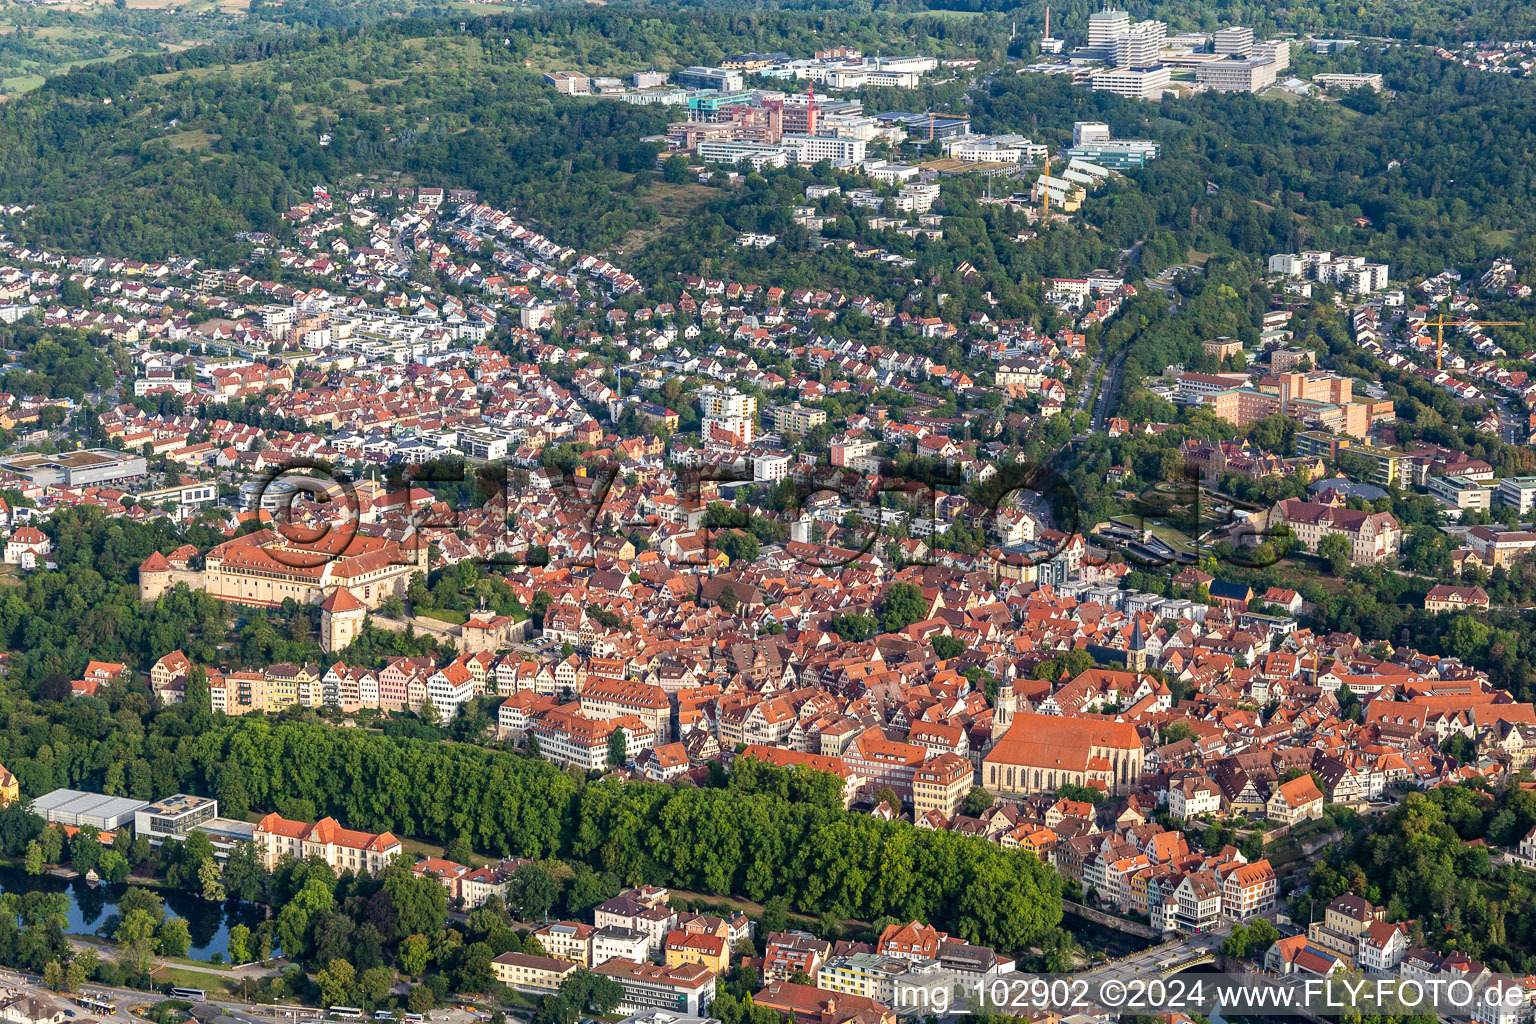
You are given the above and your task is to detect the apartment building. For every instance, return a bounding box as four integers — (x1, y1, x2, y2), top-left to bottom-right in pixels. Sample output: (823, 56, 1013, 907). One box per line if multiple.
(596, 961, 717, 1017)
(533, 922, 596, 965)
(815, 953, 928, 1005)
(1221, 859, 1277, 920)
(665, 930, 729, 974)
(594, 926, 652, 966)
(911, 753, 973, 819)
(578, 678, 671, 743)
(595, 889, 678, 950)
(699, 386, 759, 445)
(491, 952, 579, 994)
(1267, 774, 1326, 824)
(531, 706, 661, 770)
(773, 403, 827, 434)
(764, 930, 831, 981)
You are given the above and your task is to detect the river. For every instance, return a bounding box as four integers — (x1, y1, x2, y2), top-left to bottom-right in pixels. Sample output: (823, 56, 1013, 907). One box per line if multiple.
(0, 865, 268, 960)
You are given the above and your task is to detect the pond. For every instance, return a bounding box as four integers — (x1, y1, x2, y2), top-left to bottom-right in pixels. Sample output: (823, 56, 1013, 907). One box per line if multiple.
(0, 864, 269, 960)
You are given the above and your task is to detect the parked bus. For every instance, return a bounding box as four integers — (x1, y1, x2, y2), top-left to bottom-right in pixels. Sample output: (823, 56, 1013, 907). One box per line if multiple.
(328, 1008, 364, 1020)
(169, 989, 205, 1002)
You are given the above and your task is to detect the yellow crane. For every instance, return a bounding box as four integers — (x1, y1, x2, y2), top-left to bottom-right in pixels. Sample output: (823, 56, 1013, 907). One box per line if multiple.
(1423, 314, 1524, 369)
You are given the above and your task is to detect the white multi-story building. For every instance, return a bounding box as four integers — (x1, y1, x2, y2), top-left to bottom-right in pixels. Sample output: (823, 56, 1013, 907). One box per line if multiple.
(780, 133, 867, 164)
(1091, 65, 1170, 100)
(252, 812, 403, 873)
(1073, 121, 1112, 146)
(1088, 9, 1132, 49)
(1214, 26, 1254, 57)
(1196, 57, 1278, 93)
(426, 660, 476, 722)
(944, 134, 1048, 163)
(593, 926, 652, 966)
(1255, 38, 1291, 70)
(695, 141, 787, 172)
(1113, 21, 1167, 68)
(698, 385, 758, 445)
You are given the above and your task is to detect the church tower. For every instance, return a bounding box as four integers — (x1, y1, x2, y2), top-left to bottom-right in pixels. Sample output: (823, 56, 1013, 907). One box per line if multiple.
(995, 679, 1015, 731)
(320, 586, 366, 652)
(1127, 616, 1148, 672)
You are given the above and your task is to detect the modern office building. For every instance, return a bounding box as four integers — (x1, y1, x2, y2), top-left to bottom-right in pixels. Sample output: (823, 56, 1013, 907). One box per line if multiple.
(1091, 65, 1170, 100)
(31, 789, 147, 831)
(1214, 26, 1254, 57)
(779, 133, 867, 164)
(1255, 38, 1291, 70)
(676, 67, 745, 92)
(1088, 9, 1132, 50)
(1073, 121, 1112, 147)
(1113, 21, 1167, 68)
(1196, 57, 1278, 93)
(0, 449, 147, 488)
(1064, 139, 1161, 169)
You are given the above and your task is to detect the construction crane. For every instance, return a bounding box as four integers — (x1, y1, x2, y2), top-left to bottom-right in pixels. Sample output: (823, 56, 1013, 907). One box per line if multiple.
(1423, 314, 1524, 369)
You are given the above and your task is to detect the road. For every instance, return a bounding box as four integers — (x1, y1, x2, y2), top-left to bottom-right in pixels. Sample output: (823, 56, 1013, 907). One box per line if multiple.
(1091, 346, 1129, 432)
(1075, 355, 1102, 414)
(1071, 933, 1220, 985)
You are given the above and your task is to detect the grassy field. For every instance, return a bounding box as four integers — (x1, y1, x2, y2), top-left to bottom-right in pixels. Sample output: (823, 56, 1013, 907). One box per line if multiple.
(618, 180, 719, 253)
(417, 608, 469, 626)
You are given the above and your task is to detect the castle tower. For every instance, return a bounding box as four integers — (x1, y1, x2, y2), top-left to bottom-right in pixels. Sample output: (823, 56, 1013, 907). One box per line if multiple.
(319, 586, 366, 652)
(139, 550, 172, 602)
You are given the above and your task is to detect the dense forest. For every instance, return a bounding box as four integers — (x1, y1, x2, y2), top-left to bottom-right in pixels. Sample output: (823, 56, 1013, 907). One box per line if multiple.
(3, 4, 1533, 286)
(0, 692, 1064, 956)
(971, 45, 1536, 279)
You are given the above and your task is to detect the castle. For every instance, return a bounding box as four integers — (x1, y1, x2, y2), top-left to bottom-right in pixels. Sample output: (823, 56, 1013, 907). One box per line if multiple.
(139, 527, 427, 621)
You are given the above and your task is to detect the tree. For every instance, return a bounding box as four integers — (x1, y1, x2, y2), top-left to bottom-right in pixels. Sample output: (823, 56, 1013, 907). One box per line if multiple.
(717, 585, 739, 616)
(609, 727, 627, 767)
(932, 635, 965, 660)
(508, 864, 560, 923)
(881, 582, 928, 633)
(358, 966, 394, 1009)
(1318, 533, 1351, 576)
(382, 866, 448, 939)
(228, 923, 253, 965)
(70, 825, 102, 876)
(222, 841, 264, 902)
(24, 840, 43, 875)
(963, 786, 994, 818)
(318, 958, 357, 1009)
(397, 934, 431, 977)
(115, 909, 160, 976)
(662, 155, 691, 184)
(444, 835, 475, 866)
(199, 858, 227, 903)
(761, 896, 789, 934)
(37, 826, 63, 865)
(158, 917, 191, 958)
(98, 851, 129, 883)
